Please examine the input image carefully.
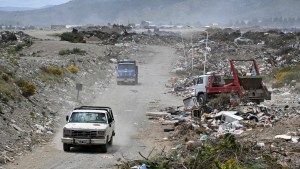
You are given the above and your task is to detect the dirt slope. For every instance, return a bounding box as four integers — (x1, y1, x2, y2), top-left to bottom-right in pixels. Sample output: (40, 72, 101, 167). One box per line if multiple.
(3, 44, 182, 168)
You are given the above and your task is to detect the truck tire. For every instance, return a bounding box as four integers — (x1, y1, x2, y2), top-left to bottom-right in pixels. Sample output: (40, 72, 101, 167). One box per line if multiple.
(117, 81, 120, 85)
(63, 143, 71, 152)
(101, 138, 108, 153)
(135, 77, 138, 85)
(197, 94, 206, 105)
(108, 136, 113, 146)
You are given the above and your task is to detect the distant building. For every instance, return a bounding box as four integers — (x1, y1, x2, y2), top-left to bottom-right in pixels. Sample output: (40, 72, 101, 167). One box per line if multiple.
(51, 25, 66, 29)
(66, 25, 82, 29)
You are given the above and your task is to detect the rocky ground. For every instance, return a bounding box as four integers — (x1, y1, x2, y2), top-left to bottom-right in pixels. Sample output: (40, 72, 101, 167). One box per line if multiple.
(0, 26, 299, 168)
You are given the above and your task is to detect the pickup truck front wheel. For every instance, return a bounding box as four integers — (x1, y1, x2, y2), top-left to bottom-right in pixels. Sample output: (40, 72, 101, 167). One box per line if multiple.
(108, 136, 113, 145)
(101, 138, 108, 153)
(63, 143, 71, 152)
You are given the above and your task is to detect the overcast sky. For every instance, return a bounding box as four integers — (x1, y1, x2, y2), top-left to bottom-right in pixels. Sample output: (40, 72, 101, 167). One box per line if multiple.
(0, 0, 71, 8)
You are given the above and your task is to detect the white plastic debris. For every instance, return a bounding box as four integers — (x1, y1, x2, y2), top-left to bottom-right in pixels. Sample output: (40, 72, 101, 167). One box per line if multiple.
(274, 134, 292, 140)
(257, 142, 265, 147)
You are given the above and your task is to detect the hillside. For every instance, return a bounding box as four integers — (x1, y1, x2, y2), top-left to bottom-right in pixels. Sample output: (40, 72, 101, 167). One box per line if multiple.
(0, 0, 300, 27)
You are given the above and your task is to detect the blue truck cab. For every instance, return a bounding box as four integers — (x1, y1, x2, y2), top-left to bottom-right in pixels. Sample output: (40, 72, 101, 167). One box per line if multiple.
(116, 60, 138, 85)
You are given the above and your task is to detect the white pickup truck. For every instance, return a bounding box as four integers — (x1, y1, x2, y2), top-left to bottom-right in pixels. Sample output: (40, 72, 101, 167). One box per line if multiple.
(61, 106, 115, 152)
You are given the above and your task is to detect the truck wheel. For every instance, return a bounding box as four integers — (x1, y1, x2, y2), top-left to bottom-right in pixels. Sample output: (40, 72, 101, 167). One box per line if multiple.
(63, 143, 71, 152)
(108, 136, 113, 146)
(135, 77, 138, 85)
(102, 138, 108, 153)
(101, 143, 107, 153)
(117, 81, 120, 85)
(197, 94, 206, 105)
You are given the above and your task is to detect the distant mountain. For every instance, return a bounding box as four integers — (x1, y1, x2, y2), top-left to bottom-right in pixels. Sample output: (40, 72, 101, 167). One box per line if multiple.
(0, 0, 299, 27)
(0, 7, 36, 11)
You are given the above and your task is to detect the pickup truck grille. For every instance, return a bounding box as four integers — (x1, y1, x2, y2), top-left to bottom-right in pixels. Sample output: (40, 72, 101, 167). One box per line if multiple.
(71, 130, 97, 138)
(123, 72, 129, 76)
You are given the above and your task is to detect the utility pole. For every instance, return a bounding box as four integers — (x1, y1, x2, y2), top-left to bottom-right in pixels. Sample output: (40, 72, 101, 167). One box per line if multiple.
(204, 31, 208, 75)
(191, 34, 194, 76)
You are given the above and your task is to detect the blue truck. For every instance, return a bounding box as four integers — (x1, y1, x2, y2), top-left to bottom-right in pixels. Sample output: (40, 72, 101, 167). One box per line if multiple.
(116, 60, 138, 85)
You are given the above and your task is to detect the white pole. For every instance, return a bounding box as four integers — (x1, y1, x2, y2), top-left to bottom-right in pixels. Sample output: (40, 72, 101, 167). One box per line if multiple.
(181, 34, 186, 62)
(204, 31, 208, 75)
(191, 34, 193, 76)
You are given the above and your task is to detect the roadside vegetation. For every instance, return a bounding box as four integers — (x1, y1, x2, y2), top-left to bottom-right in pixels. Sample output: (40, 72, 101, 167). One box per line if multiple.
(15, 79, 36, 97)
(0, 66, 36, 99)
(118, 133, 284, 169)
(59, 48, 86, 56)
(67, 65, 79, 74)
(38, 65, 80, 84)
(272, 63, 300, 88)
(60, 32, 86, 43)
(8, 40, 33, 55)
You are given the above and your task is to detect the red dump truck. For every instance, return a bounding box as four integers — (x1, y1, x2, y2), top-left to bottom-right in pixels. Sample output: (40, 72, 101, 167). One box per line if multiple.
(193, 59, 271, 104)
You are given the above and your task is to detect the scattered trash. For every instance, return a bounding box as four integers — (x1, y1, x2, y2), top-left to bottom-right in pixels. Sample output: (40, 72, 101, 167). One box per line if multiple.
(274, 134, 292, 140)
(199, 134, 208, 141)
(256, 142, 265, 148)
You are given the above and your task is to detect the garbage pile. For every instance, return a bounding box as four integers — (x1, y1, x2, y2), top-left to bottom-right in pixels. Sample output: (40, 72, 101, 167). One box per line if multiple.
(146, 97, 300, 167)
(72, 25, 182, 46)
(173, 28, 300, 77)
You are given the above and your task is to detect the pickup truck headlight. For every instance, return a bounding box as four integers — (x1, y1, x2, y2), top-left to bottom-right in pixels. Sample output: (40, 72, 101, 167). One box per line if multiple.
(63, 128, 72, 137)
(96, 130, 105, 136)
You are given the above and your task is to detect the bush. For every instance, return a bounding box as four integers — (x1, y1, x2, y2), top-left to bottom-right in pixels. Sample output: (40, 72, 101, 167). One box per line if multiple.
(272, 64, 300, 88)
(67, 65, 79, 74)
(60, 32, 86, 43)
(21, 82, 36, 97)
(14, 79, 36, 97)
(1, 74, 9, 81)
(8, 40, 33, 54)
(1, 81, 19, 100)
(15, 79, 27, 87)
(41, 66, 64, 75)
(59, 49, 71, 55)
(72, 48, 86, 55)
(59, 48, 86, 56)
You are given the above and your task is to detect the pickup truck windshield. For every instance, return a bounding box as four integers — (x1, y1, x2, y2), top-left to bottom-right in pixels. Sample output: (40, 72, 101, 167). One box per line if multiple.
(118, 64, 135, 70)
(69, 112, 107, 123)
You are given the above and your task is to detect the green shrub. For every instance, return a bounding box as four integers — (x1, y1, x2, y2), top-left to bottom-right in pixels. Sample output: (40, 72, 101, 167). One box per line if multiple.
(67, 65, 79, 74)
(0, 81, 19, 100)
(59, 48, 86, 56)
(8, 40, 33, 54)
(212, 159, 242, 169)
(21, 82, 36, 97)
(29, 112, 36, 120)
(41, 66, 64, 75)
(272, 64, 300, 88)
(72, 48, 86, 55)
(1, 74, 9, 81)
(59, 49, 71, 55)
(15, 79, 27, 87)
(60, 32, 86, 43)
(14, 79, 36, 97)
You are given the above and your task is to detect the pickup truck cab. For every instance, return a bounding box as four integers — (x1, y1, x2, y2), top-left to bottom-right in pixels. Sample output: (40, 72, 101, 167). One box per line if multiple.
(61, 106, 115, 152)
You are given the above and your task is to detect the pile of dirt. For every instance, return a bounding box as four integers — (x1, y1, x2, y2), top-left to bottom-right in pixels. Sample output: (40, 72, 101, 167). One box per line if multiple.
(0, 31, 32, 44)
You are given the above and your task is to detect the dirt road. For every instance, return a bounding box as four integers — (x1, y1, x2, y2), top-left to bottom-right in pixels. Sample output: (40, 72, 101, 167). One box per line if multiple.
(4, 45, 182, 169)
